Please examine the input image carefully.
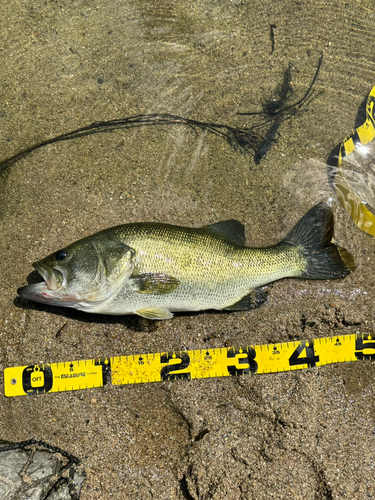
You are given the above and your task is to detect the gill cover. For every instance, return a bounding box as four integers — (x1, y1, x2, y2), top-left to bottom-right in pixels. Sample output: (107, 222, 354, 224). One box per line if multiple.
(84, 239, 136, 302)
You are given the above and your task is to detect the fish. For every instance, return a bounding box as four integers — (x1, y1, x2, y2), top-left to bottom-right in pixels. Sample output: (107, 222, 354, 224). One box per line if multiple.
(17, 202, 356, 320)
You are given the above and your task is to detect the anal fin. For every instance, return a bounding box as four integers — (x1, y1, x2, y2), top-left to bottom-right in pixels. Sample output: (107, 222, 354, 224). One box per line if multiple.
(136, 307, 173, 320)
(223, 288, 268, 311)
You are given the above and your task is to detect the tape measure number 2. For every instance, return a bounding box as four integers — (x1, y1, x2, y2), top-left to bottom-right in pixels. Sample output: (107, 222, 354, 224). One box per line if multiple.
(4, 333, 375, 397)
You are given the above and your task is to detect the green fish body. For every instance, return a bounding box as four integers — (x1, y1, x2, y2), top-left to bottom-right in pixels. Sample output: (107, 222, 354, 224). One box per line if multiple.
(18, 203, 355, 320)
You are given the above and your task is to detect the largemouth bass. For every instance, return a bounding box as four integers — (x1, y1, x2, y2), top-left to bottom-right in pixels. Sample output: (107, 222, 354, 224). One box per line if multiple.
(18, 203, 355, 320)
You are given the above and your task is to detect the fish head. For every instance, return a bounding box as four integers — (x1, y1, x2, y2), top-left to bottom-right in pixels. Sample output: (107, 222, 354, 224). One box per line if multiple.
(18, 231, 135, 310)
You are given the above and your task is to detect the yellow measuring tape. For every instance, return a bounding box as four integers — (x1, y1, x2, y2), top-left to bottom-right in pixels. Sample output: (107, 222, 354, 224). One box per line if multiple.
(335, 85, 375, 235)
(4, 333, 375, 397)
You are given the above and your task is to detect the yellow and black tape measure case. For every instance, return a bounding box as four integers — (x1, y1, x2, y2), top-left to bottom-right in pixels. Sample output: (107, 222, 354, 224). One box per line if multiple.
(335, 85, 375, 235)
(4, 333, 375, 397)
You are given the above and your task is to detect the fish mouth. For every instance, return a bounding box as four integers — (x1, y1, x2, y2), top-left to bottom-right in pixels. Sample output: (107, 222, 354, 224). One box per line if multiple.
(33, 262, 64, 291)
(17, 262, 64, 304)
(17, 263, 65, 302)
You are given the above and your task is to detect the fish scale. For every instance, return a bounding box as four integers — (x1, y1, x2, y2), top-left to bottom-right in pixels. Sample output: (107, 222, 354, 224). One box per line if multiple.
(109, 223, 302, 312)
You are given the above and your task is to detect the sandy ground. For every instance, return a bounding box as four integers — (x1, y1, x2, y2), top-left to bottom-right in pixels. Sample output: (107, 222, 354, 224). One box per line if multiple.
(1, 1, 375, 498)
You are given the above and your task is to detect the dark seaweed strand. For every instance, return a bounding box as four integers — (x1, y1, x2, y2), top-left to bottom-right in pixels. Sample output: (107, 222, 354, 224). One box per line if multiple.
(238, 53, 323, 120)
(0, 56, 322, 176)
(238, 53, 323, 162)
(252, 62, 297, 162)
(269, 24, 277, 54)
(0, 113, 263, 177)
(0, 438, 81, 465)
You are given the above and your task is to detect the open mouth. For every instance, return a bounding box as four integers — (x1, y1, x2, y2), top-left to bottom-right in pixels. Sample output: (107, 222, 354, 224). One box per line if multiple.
(33, 263, 63, 291)
(17, 263, 66, 303)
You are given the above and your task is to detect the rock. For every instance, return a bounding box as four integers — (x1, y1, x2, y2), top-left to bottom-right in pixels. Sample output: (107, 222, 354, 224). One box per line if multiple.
(0, 440, 85, 500)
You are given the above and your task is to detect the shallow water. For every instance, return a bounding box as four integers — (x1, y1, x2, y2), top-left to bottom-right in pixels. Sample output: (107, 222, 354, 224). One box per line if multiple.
(1, 1, 375, 499)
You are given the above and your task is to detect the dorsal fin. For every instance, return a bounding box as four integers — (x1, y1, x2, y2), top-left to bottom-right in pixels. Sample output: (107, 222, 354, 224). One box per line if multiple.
(204, 219, 246, 245)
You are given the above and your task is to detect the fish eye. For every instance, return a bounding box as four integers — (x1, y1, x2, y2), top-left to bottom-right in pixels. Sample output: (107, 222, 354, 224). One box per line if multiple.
(56, 249, 67, 261)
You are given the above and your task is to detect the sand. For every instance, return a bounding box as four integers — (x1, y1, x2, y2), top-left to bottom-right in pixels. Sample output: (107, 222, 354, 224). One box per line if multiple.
(1, 1, 375, 498)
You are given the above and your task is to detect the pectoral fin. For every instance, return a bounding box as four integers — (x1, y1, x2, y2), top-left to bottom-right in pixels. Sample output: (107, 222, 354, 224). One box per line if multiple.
(136, 307, 173, 320)
(130, 273, 180, 294)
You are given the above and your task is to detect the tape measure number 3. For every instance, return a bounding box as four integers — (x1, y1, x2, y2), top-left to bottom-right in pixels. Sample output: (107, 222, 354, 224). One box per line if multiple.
(4, 333, 375, 397)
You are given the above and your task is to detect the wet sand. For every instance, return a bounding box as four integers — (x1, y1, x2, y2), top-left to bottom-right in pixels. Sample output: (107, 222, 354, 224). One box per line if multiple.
(1, 1, 375, 498)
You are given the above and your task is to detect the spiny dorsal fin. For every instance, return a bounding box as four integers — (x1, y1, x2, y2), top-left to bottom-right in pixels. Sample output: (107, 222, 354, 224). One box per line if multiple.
(204, 219, 246, 245)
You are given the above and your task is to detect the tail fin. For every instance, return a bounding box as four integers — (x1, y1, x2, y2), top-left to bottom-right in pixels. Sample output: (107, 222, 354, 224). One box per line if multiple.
(282, 202, 356, 279)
